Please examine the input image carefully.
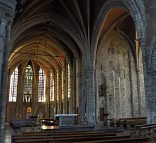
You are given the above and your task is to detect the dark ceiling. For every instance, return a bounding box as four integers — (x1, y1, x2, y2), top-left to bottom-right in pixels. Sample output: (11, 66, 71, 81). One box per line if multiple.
(9, 0, 136, 71)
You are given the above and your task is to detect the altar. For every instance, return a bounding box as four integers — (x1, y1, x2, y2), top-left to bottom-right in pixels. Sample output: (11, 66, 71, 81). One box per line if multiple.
(55, 114, 78, 127)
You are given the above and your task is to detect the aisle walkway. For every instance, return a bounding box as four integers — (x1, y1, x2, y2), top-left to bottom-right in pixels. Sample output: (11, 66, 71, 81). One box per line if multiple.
(4, 125, 12, 143)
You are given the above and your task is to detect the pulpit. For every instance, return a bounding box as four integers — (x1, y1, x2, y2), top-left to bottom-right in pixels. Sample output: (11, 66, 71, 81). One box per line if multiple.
(55, 114, 78, 127)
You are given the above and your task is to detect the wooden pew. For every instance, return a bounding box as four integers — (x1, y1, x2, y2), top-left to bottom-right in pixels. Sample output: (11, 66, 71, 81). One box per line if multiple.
(12, 131, 116, 141)
(12, 128, 150, 143)
(132, 123, 156, 142)
(13, 132, 117, 140)
(111, 117, 147, 128)
(13, 135, 130, 143)
(12, 130, 118, 143)
(14, 130, 116, 137)
(72, 137, 149, 143)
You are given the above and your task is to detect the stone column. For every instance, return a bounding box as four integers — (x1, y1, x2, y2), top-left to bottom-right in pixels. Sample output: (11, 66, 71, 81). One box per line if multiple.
(141, 37, 156, 124)
(139, 37, 154, 123)
(16, 65, 24, 119)
(63, 61, 67, 114)
(70, 59, 76, 113)
(58, 70, 62, 113)
(86, 65, 95, 126)
(78, 71, 86, 124)
(5, 69, 11, 122)
(32, 64, 39, 116)
(128, 52, 134, 117)
(54, 70, 58, 115)
(143, 0, 156, 124)
(0, 0, 16, 142)
(46, 71, 50, 117)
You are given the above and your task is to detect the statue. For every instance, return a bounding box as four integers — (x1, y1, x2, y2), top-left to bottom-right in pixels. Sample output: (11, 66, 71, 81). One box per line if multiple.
(99, 83, 106, 96)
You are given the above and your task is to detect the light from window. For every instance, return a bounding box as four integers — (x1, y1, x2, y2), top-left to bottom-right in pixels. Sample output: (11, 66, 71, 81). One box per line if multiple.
(38, 68, 46, 102)
(57, 73, 59, 101)
(23, 65, 33, 102)
(67, 64, 70, 98)
(50, 73, 54, 101)
(62, 70, 64, 100)
(9, 67, 18, 102)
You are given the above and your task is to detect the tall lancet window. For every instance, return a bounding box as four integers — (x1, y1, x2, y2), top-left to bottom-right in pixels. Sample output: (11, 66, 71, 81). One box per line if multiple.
(67, 64, 71, 98)
(23, 65, 33, 103)
(9, 67, 18, 102)
(50, 73, 54, 101)
(62, 70, 64, 100)
(38, 68, 46, 102)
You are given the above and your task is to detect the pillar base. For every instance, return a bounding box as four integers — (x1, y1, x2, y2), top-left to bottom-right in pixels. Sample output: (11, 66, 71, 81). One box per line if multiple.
(147, 114, 156, 124)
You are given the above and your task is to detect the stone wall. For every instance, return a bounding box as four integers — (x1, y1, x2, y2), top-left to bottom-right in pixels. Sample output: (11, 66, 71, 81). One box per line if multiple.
(96, 30, 146, 125)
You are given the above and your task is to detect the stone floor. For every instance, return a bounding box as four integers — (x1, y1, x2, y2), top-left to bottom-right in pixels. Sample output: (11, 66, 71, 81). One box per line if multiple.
(4, 126, 12, 143)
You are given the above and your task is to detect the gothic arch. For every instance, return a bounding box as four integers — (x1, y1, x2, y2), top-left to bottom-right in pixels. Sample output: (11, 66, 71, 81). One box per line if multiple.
(11, 13, 85, 64)
(92, 0, 145, 66)
(149, 34, 156, 74)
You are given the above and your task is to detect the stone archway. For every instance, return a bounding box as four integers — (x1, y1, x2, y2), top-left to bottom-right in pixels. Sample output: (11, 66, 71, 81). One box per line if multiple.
(95, 28, 146, 125)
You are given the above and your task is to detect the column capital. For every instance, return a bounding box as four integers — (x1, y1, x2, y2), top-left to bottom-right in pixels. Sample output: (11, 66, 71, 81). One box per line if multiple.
(0, 0, 16, 17)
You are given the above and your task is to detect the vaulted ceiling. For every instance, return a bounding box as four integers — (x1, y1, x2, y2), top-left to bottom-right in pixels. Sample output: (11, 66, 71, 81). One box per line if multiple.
(8, 0, 136, 71)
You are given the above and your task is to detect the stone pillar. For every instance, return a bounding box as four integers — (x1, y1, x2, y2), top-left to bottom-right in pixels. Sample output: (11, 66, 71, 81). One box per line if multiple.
(139, 37, 153, 123)
(86, 65, 95, 126)
(32, 64, 39, 116)
(63, 61, 67, 114)
(54, 70, 58, 114)
(142, 37, 156, 124)
(0, 0, 16, 142)
(70, 59, 76, 113)
(5, 69, 11, 122)
(73, 59, 77, 113)
(140, 1, 156, 124)
(46, 71, 50, 117)
(16, 65, 24, 119)
(128, 52, 134, 117)
(78, 71, 86, 124)
(58, 70, 62, 113)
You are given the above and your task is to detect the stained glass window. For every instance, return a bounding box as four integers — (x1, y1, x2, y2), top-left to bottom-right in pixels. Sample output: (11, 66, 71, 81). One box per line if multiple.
(38, 68, 46, 102)
(67, 64, 70, 98)
(57, 73, 59, 101)
(50, 73, 54, 101)
(23, 65, 33, 102)
(9, 67, 18, 102)
(62, 70, 64, 100)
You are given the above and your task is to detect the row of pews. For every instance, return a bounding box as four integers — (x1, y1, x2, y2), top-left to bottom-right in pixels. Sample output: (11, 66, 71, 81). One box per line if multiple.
(12, 117, 156, 143)
(12, 128, 151, 143)
(109, 117, 147, 128)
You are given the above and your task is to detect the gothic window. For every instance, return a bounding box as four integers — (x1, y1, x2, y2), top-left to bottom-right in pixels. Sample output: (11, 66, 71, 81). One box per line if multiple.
(38, 68, 46, 102)
(23, 65, 33, 102)
(67, 64, 70, 98)
(9, 67, 18, 102)
(62, 70, 64, 100)
(57, 73, 59, 101)
(50, 73, 54, 101)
